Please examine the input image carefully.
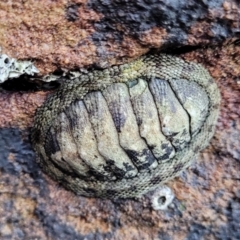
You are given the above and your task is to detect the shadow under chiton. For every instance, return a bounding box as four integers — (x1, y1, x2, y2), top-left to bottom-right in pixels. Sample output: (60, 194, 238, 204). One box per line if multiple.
(31, 54, 220, 198)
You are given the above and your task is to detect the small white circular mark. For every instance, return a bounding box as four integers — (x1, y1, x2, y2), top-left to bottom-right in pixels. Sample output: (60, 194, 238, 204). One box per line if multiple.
(151, 185, 175, 210)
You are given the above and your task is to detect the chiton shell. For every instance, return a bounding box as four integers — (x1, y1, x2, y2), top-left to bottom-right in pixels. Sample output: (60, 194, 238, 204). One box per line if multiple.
(31, 54, 220, 198)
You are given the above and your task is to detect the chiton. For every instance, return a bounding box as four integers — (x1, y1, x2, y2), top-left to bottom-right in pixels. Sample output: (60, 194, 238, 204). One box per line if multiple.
(31, 54, 220, 198)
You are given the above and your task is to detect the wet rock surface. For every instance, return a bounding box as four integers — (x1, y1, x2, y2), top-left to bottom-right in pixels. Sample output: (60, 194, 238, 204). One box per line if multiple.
(0, 0, 239, 74)
(0, 0, 240, 239)
(0, 40, 239, 240)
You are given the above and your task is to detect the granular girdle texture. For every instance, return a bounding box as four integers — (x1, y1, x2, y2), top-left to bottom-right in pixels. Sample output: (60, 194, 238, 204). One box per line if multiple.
(31, 54, 220, 198)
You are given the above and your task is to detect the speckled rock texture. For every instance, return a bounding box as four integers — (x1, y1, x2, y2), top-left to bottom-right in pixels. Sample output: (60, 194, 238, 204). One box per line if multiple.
(1, 45, 240, 240)
(0, 0, 240, 239)
(0, 0, 239, 74)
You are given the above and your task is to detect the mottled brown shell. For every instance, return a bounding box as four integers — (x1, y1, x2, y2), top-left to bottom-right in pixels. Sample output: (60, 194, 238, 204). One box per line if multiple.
(31, 54, 220, 198)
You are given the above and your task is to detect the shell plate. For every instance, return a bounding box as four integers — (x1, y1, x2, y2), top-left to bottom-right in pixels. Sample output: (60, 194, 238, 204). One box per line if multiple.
(31, 54, 220, 198)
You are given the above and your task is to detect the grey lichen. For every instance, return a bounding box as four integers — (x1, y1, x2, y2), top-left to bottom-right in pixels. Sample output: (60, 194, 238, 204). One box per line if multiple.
(0, 51, 39, 83)
(42, 70, 88, 82)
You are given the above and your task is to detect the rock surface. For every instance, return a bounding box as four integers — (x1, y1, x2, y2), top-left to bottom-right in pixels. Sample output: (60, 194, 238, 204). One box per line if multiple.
(0, 0, 240, 239)
(0, 0, 239, 74)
